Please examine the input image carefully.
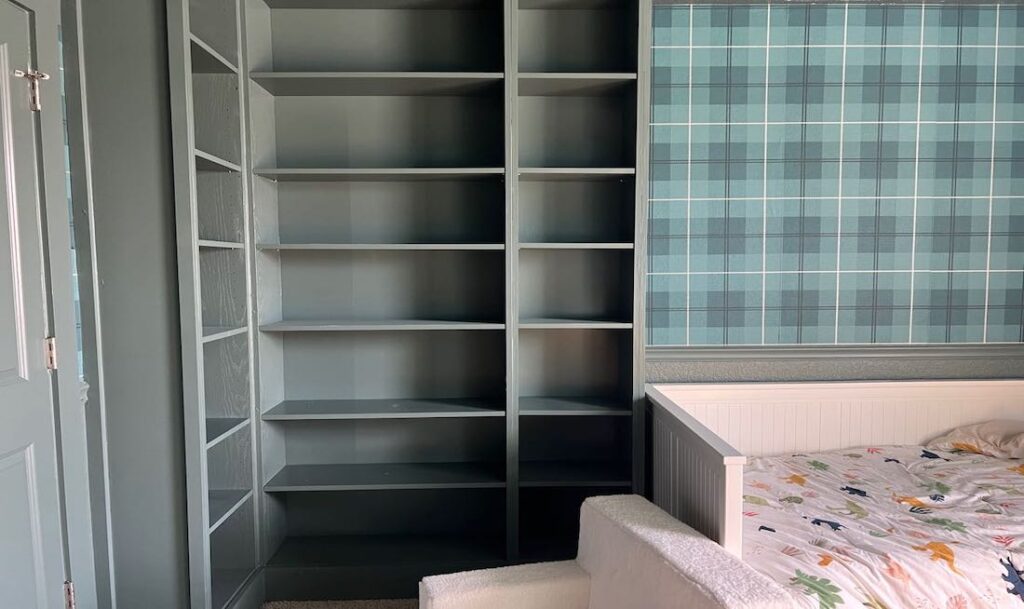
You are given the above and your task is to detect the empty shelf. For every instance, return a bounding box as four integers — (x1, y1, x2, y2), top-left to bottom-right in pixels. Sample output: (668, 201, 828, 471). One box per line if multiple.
(195, 150, 241, 173)
(251, 72, 503, 96)
(190, 34, 238, 74)
(519, 318, 633, 330)
(263, 398, 504, 420)
(208, 489, 251, 533)
(260, 319, 505, 332)
(267, 534, 505, 568)
(262, 0, 493, 8)
(519, 168, 635, 181)
(519, 73, 636, 96)
(199, 239, 244, 250)
(257, 243, 503, 251)
(519, 242, 633, 250)
(520, 461, 631, 487)
(520, 397, 630, 416)
(206, 417, 249, 446)
(202, 326, 248, 343)
(254, 168, 504, 182)
(520, 0, 629, 7)
(264, 462, 505, 492)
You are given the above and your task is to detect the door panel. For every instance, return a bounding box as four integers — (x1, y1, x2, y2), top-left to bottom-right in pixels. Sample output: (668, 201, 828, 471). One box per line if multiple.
(0, 0, 69, 607)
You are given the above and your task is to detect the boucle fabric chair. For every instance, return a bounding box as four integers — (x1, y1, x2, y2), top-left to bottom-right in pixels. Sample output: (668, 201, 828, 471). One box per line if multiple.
(420, 494, 792, 609)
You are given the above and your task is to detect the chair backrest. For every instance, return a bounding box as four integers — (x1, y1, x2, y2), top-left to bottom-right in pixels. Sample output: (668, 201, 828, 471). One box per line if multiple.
(576, 495, 792, 609)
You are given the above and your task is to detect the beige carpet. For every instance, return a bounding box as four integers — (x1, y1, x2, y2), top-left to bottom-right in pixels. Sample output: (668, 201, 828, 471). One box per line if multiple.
(263, 601, 416, 609)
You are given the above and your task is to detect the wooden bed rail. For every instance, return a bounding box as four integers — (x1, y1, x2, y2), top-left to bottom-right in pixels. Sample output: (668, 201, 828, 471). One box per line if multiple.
(646, 385, 745, 556)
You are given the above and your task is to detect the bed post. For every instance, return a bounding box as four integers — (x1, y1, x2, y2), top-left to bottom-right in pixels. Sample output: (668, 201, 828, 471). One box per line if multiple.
(646, 385, 746, 556)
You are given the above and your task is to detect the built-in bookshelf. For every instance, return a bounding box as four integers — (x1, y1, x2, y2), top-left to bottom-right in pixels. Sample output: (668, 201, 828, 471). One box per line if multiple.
(170, 0, 648, 604)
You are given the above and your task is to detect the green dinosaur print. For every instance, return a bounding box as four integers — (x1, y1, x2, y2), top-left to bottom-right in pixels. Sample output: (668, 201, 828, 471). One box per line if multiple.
(791, 570, 843, 609)
(868, 530, 891, 538)
(921, 480, 952, 495)
(829, 499, 869, 520)
(808, 460, 830, 471)
(922, 518, 967, 534)
(862, 595, 890, 609)
(744, 495, 770, 506)
(780, 496, 805, 504)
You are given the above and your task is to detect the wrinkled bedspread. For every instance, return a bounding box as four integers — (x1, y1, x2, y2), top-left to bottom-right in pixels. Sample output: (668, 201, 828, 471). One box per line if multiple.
(743, 446, 1024, 608)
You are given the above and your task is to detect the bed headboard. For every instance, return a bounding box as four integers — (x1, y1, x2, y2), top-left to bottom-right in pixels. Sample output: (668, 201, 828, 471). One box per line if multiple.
(653, 379, 1024, 457)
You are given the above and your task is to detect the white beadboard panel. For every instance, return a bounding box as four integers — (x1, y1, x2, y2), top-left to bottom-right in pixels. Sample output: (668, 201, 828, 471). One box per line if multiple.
(653, 380, 1024, 457)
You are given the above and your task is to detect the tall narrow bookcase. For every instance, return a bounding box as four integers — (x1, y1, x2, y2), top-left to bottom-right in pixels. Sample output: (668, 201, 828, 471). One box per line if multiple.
(170, 0, 649, 605)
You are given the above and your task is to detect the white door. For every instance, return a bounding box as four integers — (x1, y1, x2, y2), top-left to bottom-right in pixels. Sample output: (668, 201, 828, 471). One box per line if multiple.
(0, 0, 70, 607)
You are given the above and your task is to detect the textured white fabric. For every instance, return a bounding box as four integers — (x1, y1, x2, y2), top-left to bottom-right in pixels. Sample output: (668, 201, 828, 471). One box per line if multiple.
(419, 560, 589, 609)
(578, 495, 793, 609)
(928, 419, 1024, 459)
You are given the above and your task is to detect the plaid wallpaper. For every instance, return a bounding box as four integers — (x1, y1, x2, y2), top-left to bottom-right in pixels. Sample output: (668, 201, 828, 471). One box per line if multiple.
(648, 3, 1024, 346)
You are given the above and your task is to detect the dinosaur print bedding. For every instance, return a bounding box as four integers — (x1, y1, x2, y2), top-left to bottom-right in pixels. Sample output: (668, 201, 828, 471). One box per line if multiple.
(742, 446, 1024, 608)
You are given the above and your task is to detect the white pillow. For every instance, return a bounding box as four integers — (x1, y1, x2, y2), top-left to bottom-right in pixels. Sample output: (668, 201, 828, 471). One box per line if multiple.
(927, 420, 1024, 459)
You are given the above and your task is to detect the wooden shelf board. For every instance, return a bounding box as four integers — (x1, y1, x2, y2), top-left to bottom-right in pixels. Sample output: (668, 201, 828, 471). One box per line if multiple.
(263, 398, 504, 420)
(195, 149, 241, 173)
(254, 168, 504, 182)
(519, 242, 633, 250)
(519, 318, 633, 330)
(189, 34, 238, 74)
(199, 239, 245, 250)
(201, 326, 248, 343)
(266, 534, 506, 569)
(264, 462, 505, 492)
(260, 319, 505, 332)
(251, 72, 503, 96)
(262, 0, 494, 8)
(208, 489, 252, 533)
(519, 168, 635, 181)
(519, 72, 636, 96)
(206, 417, 250, 447)
(258, 242, 504, 251)
(519, 461, 631, 488)
(519, 397, 631, 416)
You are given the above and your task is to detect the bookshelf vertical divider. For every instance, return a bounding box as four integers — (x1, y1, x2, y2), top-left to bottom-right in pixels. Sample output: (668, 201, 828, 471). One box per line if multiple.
(169, 0, 650, 604)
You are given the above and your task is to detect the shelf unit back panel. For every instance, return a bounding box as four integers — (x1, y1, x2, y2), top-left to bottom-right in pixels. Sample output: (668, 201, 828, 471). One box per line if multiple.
(268, 95, 505, 168)
(259, 8, 504, 72)
(519, 178, 635, 243)
(519, 249, 633, 321)
(275, 418, 506, 465)
(279, 331, 506, 400)
(519, 91, 636, 168)
(275, 180, 505, 245)
(518, 6, 637, 73)
(204, 334, 252, 420)
(518, 329, 632, 400)
(275, 250, 505, 321)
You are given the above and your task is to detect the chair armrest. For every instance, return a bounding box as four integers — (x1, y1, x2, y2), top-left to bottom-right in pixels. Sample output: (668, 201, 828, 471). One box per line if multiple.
(420, 560, 590, 609)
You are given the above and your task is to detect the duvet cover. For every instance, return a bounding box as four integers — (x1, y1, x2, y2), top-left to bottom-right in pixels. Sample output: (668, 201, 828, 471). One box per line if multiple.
(743, 446, 1024, 608)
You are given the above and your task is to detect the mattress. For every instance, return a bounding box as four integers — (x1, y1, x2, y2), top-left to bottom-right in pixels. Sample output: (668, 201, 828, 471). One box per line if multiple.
(742, 446, 1024, 608)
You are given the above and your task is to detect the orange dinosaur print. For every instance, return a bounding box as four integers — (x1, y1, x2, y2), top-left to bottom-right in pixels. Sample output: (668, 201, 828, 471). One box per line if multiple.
(952, 442, 982, 454)
(1009, 464, 1024, 476)
(785, 473, 808, 486)
(912, 542, 961, 575)
(893, 494, 928, 509)
(749, 480, 772, 491)
(884, 555, 910, 586)
(818, 554, 833, 567)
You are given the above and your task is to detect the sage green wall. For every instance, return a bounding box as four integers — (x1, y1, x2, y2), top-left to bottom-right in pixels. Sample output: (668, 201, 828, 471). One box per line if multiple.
(79, 0, 189, 607)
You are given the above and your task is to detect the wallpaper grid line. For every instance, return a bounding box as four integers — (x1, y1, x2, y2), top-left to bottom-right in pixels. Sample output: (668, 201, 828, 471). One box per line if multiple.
(648, 2, 1024, 346)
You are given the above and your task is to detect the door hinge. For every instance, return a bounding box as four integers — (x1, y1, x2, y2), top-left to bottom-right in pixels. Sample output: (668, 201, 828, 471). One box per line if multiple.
(45, 337, 57, 370)
(64, 581, 76, 609)
(13, 68, 51, 112)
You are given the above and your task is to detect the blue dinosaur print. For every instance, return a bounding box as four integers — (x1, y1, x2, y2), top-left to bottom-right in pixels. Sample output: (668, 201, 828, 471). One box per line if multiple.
(921, 449, 949, 461)
(840, 486, 868, 498)
(1002, 557, 1024, 601)
(758, 525, 776, 533)
(909, 506, 933, 515)
(930, 494, 946, 502)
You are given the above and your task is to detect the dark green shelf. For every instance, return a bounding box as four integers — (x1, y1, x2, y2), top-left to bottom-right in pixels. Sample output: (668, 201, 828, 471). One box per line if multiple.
(519, 461, 631, 488)
(265, 462, 506, 492)
(208, 489, 251, 533)
(267, 534, 506, 568)
(260, 319, 506, 332)
(519, 72, 636, 96)
(251, 72, 503, 96)
(254, 168, 505, 182)
(519, 317, 633, 330)
(520, 397, 630, 416)
(205, 417, 249, 446)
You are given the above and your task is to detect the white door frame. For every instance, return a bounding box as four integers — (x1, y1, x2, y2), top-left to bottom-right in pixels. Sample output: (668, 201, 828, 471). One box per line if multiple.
(11, 0, 100, 606)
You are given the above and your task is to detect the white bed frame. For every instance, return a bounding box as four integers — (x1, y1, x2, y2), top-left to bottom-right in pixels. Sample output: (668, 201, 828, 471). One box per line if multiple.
(646, 379, 1024, 557)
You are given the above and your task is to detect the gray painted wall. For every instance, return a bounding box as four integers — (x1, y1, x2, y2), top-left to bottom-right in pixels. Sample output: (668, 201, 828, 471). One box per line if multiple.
(79, 0, 189, 607)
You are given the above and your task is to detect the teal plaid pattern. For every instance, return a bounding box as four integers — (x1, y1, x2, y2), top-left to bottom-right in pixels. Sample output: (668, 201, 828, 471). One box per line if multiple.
(648, 3, 1024, 346)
